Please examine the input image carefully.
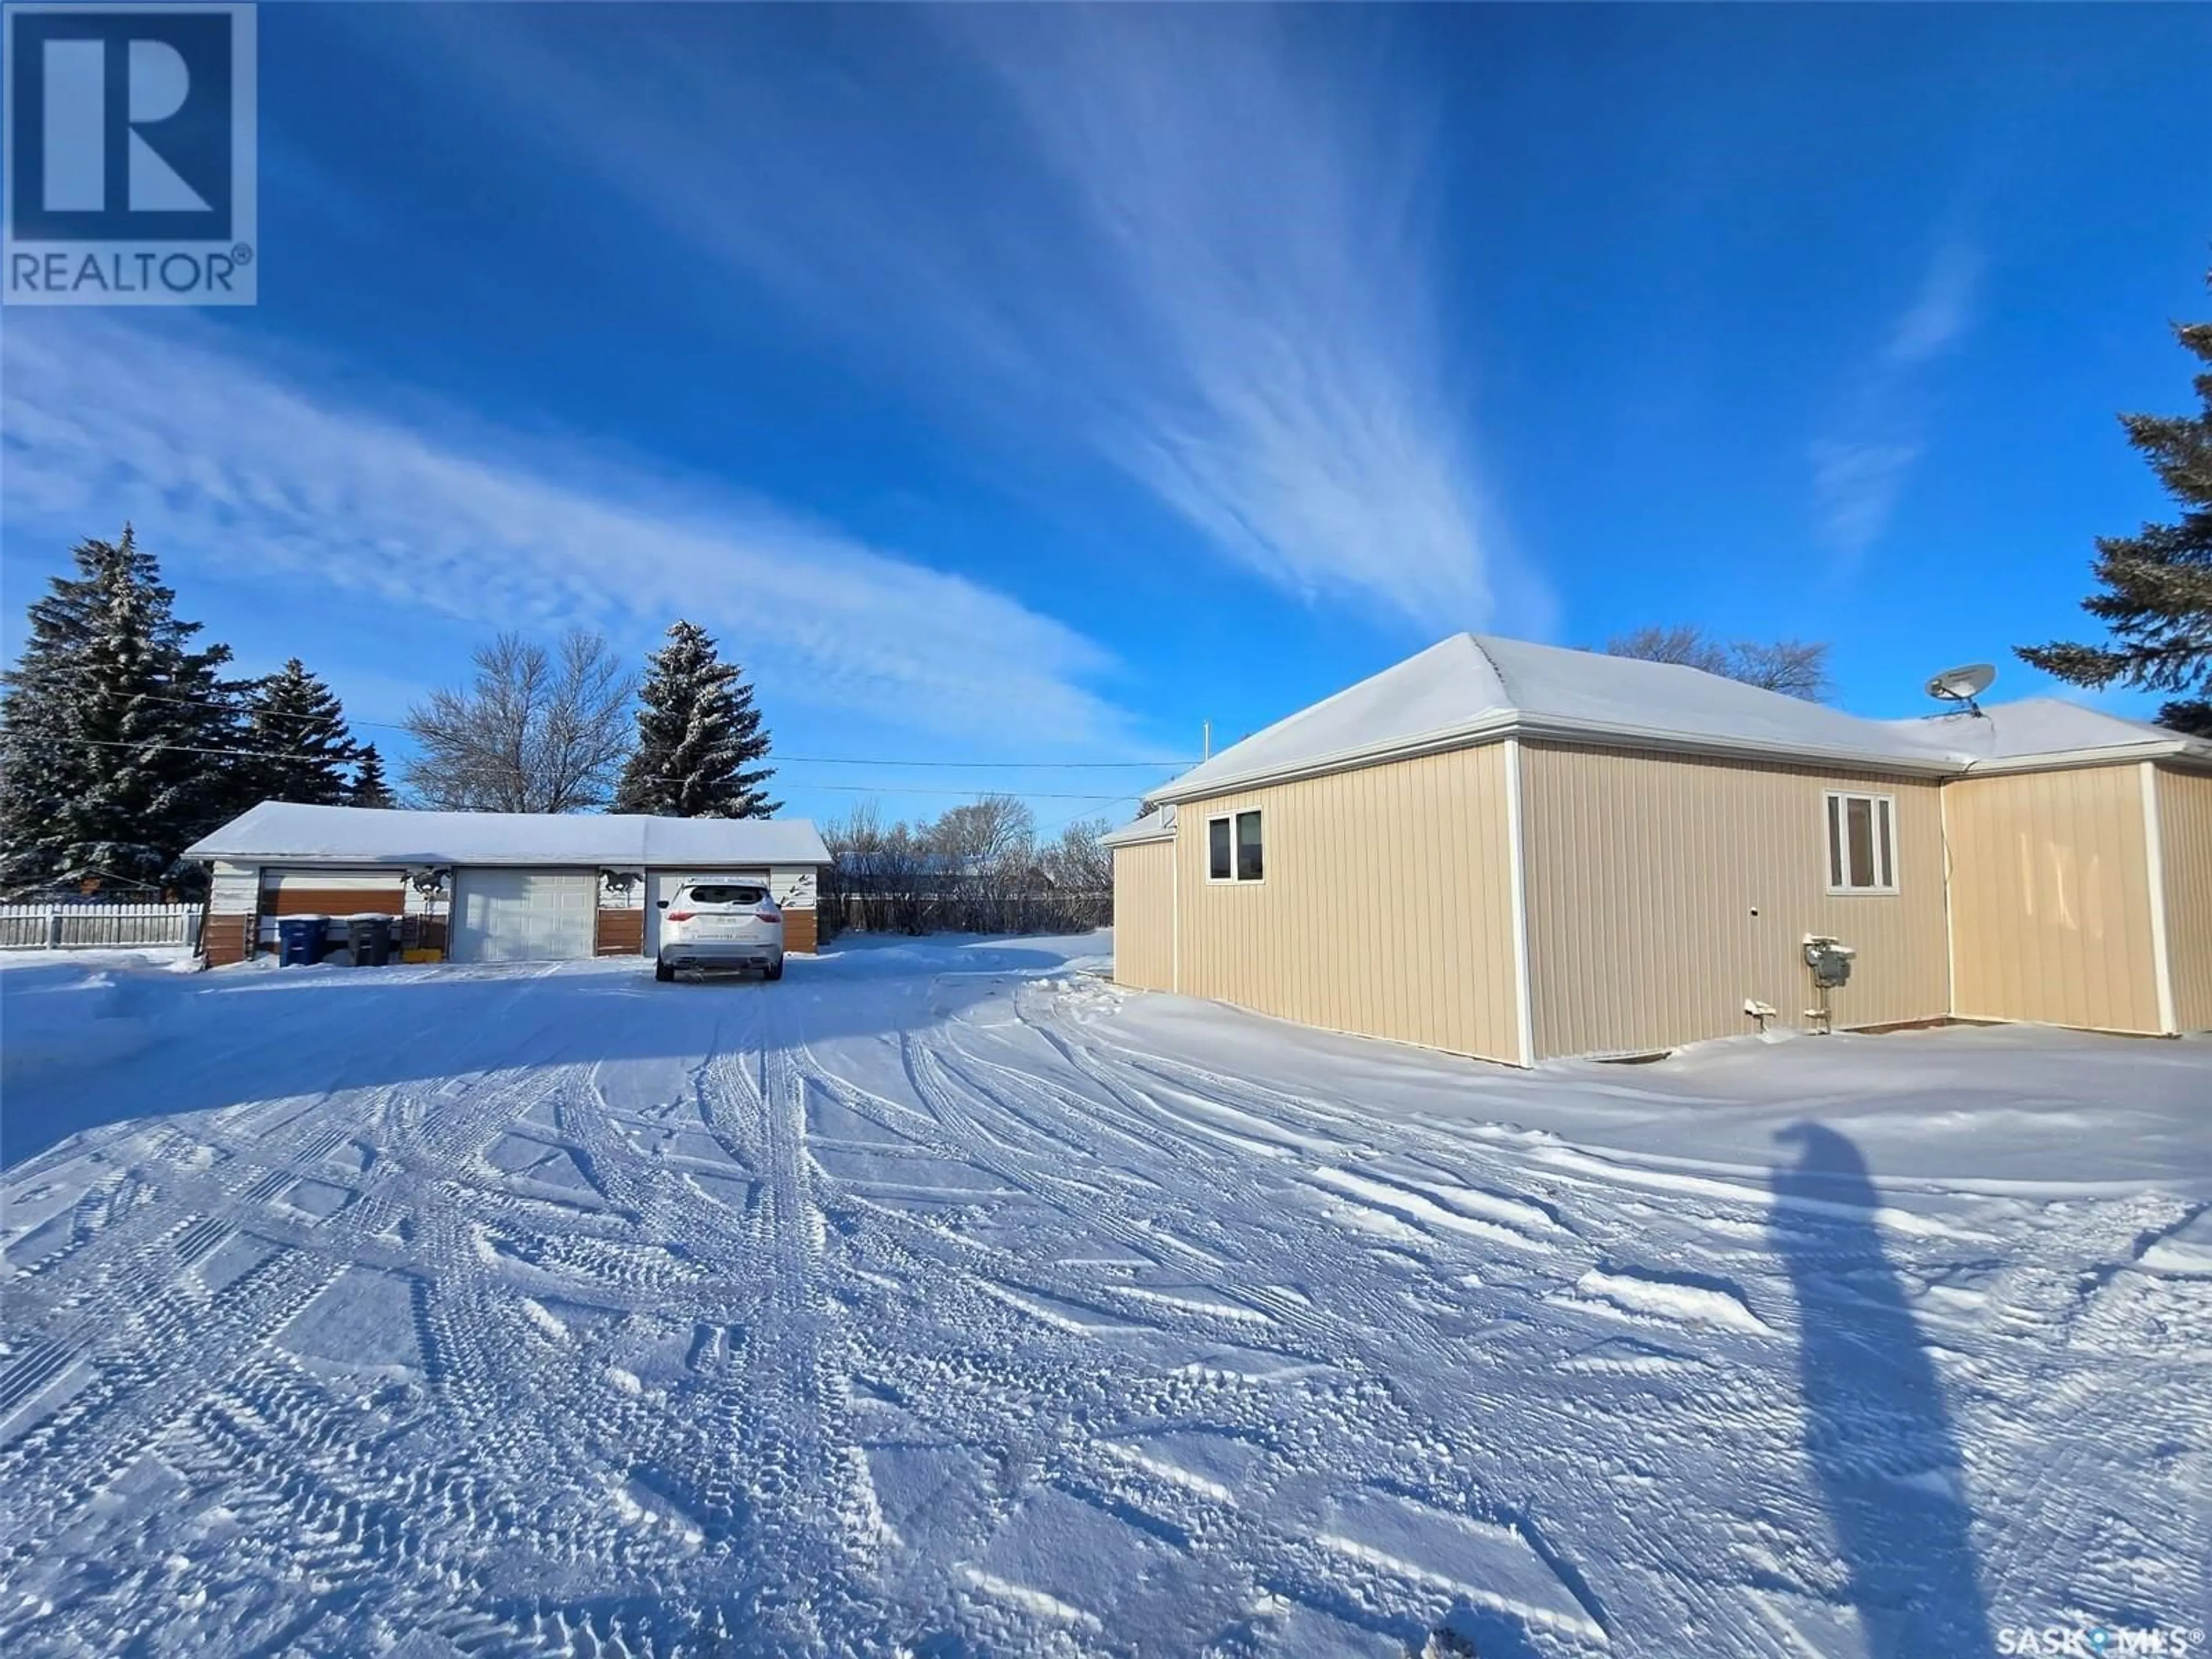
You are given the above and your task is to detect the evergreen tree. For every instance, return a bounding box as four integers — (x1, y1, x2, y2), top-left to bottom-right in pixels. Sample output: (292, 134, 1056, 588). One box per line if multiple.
(349, 743, 396, 809)
(0, 527, 243, 892)
(2019, 272, 2212, 734)
(613, 621, 780, 817)
(238, 658, 358, 806)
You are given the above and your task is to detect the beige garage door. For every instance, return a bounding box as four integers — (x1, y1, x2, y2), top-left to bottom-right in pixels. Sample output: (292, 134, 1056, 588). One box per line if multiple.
(449, 869, 597, 963)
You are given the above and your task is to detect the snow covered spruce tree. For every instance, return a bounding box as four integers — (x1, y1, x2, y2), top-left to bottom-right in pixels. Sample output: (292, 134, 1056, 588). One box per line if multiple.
(349, 743, 395, 808)
(2020, 272, 2212, 735)
(613, 621, 781, 817)
(0, 526, 242, 893)
(239, 658, 358, 806)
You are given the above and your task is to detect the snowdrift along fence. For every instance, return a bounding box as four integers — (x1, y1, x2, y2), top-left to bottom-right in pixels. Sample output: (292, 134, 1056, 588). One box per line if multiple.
(0, 903, 202, 951)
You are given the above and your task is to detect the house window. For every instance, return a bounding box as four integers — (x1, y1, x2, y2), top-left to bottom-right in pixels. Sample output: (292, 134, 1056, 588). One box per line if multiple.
(1207, 810, 1264, 882)
(1825, 791, 1897, 893)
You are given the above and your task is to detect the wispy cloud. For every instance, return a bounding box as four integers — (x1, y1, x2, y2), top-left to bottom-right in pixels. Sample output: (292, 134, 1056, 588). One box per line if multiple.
(0, 317, 1128, 747)
(412, 6, 1528, 631)
(1881, 242, 1977, 368)
(1810, 241, 1979, 563)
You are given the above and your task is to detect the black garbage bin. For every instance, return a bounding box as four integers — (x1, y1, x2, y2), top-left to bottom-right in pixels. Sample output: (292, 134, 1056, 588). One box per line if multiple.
(278, 915, 327, 966)
(346, 914, 393, 966)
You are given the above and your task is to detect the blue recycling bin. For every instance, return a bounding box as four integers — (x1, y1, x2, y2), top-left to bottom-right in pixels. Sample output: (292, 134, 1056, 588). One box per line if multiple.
(277, 915, 327, 966)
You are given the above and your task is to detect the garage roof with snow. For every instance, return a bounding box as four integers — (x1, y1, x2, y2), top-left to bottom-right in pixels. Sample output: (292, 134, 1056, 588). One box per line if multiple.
(1100, 805, 1176, 848)
(187, 802, 834, 868)
(1142, 634, 2211, 806)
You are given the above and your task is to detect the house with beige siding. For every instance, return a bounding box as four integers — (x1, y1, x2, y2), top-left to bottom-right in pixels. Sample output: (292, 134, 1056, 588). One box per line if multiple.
(1106, 635, 2211, 1066)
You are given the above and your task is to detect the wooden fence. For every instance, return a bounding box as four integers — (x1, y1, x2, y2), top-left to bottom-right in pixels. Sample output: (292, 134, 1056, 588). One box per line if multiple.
(0, 903, 202, 951)
(820, 887, 1111, 939)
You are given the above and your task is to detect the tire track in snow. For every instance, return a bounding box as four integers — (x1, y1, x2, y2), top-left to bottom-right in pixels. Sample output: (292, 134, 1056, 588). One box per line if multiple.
(710, 991, 885, 1649)
(6, 956, 2198, 1657)
(933, 1025, 1586, 1320)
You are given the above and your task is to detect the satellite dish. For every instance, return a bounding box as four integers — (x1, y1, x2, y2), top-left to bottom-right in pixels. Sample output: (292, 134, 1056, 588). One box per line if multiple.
(1924, 662, 1995, 713)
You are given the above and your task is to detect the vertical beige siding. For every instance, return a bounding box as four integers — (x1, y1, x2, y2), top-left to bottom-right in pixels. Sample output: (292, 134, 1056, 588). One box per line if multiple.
(1520, 745, 1949, 1057)
(1174, 746, 1521, 1063)
(2155, 765, 2212, 1031)
(1944, 765, 2164, 1033)
(1111, 839, 1177, 993)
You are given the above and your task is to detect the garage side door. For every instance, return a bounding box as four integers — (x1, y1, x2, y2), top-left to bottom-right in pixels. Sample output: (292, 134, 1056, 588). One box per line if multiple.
(449, 869, 598, 963)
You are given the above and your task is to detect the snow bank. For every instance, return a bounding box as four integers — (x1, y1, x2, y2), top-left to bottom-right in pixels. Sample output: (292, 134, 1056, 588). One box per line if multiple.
(1090, 987, 2212, 1196)
(0, 962, 188, 1082)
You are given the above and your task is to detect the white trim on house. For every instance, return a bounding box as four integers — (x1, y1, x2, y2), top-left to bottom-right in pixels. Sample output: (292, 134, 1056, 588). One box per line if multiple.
(1504, 736, 1535, 1068)
(1938, 782, 1958, 1020)
(1170, 818, 1181, 994)
(1958, 741, 2200, 778)
(1101, 805, 1177, 847)
(1149, 710, 1964, 806)
(2142, 761, 2177, 1035)
(1823, 790, 1899, 895)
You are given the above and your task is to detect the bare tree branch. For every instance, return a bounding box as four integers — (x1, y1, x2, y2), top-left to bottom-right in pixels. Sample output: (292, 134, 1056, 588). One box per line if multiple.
(1605, 625, 1832, 703)
(1724, 638, 1832, 700)
(402, 630, 638, 812)
(1604, 625, 1732, 677)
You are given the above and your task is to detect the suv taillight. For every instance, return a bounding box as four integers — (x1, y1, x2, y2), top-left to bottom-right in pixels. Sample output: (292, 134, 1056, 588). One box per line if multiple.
(665, 910, 695, 922)
(755, 904, 782, 922)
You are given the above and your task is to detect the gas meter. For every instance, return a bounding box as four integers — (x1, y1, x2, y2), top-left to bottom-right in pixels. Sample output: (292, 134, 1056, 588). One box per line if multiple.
(1803, 936, 1855, 989)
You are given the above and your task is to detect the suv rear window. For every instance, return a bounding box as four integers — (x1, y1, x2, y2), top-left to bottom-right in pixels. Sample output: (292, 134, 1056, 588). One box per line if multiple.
(685, 885, 768, 906)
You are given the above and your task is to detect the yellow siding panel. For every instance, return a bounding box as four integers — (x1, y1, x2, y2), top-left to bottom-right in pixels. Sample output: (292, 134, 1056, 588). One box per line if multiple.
(1520, 745, 1950, 1057)
(1173, 746, 1521, 1064)
(2156, 766, 2212, 1032)
(1944, 766, 2162, 1033)
(1111, 839, 1176, 993)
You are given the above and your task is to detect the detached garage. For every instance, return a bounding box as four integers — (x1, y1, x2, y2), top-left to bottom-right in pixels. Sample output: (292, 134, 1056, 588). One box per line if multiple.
(186, 802, 832, 967)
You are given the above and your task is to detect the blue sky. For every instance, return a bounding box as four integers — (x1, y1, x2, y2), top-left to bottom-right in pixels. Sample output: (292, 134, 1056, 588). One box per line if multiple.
(5, 3, 2208, 831)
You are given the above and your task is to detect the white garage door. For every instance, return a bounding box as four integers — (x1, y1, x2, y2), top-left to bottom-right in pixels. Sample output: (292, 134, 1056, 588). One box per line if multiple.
(449, 869, 597, 963)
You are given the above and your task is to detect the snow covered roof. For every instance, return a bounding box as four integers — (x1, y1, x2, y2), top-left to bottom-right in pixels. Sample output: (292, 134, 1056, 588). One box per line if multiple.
(1101, 805, 1176, 847)
(187, 802, 833, 868)
(1881, 698, 2202, 767)
(1137, 635, 2212, 809)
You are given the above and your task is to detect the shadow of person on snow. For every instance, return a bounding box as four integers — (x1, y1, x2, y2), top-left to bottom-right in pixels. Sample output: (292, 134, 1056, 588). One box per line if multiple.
(1771, 1122, 1993, 1659)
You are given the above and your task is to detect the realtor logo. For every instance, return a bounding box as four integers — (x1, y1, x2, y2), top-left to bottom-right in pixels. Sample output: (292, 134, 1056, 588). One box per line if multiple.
(4, 2, 256, 304)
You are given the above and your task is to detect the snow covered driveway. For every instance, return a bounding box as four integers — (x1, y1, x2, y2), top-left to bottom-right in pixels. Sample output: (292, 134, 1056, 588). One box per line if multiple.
(3, 937, 2207, 1657)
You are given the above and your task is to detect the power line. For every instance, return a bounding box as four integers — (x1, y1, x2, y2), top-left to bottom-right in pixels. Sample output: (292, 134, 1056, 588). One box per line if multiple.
(781, 784, 1139, 802)
(5, 679, 1191, 770)
(1036, 797, 1142, 837)
(777, 756, 1186, 771)
(5, 671, 414, 732)
(2, 732, 394, 766)
(4, 733, 1145, 800)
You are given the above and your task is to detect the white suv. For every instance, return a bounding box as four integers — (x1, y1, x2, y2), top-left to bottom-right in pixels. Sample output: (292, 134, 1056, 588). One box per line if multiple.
(655, 882, 785, 982)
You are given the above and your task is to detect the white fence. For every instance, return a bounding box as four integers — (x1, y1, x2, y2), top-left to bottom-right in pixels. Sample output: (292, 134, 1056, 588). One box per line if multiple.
(0, 903, 201, 951)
